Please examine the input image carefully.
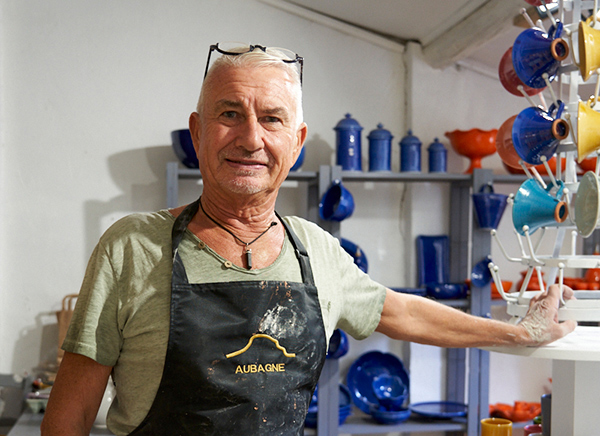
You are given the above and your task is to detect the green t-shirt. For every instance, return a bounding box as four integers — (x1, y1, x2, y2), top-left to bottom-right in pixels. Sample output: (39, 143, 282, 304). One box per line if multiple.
(63, 210, 386, 435)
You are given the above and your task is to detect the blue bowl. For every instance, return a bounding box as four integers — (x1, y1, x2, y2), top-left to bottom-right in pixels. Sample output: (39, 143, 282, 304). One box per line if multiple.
(305, 384, 352, 428)
(347, 351, 410, 414)
(171, 129, 199, 169)
(368, 404, 412, 425)
(372, 374, 408, 410)
(319, 179, 355, 221)
(290, 146, 305, 171)
(327, 329, 349, 359)
(425, 283, 468, 300)
(341, 238, 368, 273)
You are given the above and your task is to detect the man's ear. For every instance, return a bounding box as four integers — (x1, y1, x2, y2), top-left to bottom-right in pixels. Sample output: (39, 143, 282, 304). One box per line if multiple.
(292, 122, 308, 162)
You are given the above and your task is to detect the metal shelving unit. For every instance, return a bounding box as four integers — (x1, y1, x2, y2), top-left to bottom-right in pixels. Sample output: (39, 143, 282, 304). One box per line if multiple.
(165, 162, 496, 436)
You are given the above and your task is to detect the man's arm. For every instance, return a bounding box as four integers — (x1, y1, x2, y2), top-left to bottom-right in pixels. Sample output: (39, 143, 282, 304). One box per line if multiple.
(41, 352, 113, 436)
(376, 284, 577, 347)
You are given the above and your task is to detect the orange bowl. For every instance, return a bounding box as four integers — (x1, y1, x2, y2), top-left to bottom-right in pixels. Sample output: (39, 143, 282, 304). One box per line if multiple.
(502, 156, 566, 175)
(491, 281, 513, 299)
(445, 128, 498, 173)
(578, 156, 597, 172)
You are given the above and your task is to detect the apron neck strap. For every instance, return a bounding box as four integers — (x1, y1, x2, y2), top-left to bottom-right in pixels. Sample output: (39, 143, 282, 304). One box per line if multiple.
(276, 213, 315, 287)
(171, 198, 315, 286)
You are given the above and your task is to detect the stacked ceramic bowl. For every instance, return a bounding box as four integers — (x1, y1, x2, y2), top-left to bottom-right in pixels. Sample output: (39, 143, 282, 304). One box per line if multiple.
(347, 351, 411, 425)
(304, 384, 352, 428)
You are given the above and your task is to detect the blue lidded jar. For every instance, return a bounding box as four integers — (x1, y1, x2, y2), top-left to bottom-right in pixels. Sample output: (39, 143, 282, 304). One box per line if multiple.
(368, 123, 393, 172)
(399, 129, 422, 172)
(428, 138, 447, 173)
(334, 114, 363, 171)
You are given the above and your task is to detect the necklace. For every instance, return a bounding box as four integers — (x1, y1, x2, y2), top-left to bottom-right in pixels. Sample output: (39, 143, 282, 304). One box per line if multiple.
(199, 198, 277, 270)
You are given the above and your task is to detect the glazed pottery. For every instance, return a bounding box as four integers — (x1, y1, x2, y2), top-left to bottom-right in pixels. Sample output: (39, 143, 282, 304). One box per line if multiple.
(327, 329, 349, 359)
(512, 178, 568, 235)
(335, 114, 363, 171)
(444, 128, 498, 174)
(472, 183, 508, 230)
(290, 146, 305, 171)
(304, 384, 352, 428)
(368, 123, 393, 172)
(577, 99, 600, 162)
(491, 281, 513, 299)
(425, 283, 468, 299)
(471, 255, 493, 287)
(428, 138, 447, 173)
(512, 21, 569, 89)
(340, 238, 368, 273)
(502, 156, 564, 175)
(496, 115, 523, 169)
(575, 171, 600, 237)
(524, 424, 543, 436)
(171, 129, 199, 169)
(512, 101, 569, 165)
(578, 155, 598, 172)
(372, 374, 408, 410)
(399, 130, 422, 172)
(319, 179, 355, 221)
(481, 417, 512, 436)
(498, 47, 544, 96)
(416, 235, 449, 286)
(516, 270, 544, 292)
(578, 17, 600, 81)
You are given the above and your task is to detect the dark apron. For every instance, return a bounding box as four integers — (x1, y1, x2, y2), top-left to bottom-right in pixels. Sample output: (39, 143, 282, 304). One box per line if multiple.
(129, 198, 327, 435)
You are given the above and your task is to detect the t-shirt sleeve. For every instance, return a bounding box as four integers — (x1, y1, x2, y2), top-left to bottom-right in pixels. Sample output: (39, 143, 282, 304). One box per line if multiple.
(62, 237, 123, 367)
(285, 217, 387, 341)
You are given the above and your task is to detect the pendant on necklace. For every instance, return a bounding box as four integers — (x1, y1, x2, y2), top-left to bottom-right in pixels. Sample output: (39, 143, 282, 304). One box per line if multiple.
(245, 248, 252, 270)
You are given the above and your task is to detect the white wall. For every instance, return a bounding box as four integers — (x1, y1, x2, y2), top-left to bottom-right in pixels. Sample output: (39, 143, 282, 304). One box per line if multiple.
(0, 0, 554, 413)
(0, 0, 406, 373)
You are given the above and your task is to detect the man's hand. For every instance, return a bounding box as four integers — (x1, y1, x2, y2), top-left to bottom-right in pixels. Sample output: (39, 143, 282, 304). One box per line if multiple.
(518, 284, 577, 346)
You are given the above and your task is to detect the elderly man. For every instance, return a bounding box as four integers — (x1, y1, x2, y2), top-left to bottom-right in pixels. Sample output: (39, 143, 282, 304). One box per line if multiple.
(42, 43, 576, 436)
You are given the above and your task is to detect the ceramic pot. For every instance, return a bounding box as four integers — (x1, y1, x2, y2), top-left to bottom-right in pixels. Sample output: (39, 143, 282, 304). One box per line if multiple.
(512, 21, 569, 89)
(444, 128, 497, 174)
(512, 101, 569, 166)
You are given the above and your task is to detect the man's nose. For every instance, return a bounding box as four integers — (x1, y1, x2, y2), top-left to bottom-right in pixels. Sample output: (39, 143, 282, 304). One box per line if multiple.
(236, 118, 264, 152)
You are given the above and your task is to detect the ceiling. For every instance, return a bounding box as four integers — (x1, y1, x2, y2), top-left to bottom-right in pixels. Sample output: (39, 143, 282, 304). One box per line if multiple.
(281, 0, 554, 72)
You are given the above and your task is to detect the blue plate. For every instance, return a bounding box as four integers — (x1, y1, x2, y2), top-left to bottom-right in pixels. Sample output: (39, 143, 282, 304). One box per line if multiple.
(409, 401, 468, 419)
(346, 351, 410, 414)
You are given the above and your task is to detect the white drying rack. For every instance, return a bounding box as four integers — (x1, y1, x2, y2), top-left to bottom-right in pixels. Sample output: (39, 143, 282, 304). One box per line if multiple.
(489, 0, 600, 322)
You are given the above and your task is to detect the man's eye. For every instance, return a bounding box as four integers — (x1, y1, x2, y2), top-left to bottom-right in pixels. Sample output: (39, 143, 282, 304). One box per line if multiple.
(264, 116, 282, 123)
(221, 111, 237, 119)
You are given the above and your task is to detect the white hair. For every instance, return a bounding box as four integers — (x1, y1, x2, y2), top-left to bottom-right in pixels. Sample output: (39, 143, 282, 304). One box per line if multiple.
(197, 46, 304, 128)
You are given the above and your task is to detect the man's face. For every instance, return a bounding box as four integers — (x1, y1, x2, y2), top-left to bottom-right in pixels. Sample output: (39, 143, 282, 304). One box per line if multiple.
(190, 65, 307, 199)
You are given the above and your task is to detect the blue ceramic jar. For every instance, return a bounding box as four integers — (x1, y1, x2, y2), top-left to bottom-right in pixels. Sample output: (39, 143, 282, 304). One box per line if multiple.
(427, 138, 447, 173)
(368, 123, 393, 172)
(334, 114, 363, 171)
(399, 130, 421, 172)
